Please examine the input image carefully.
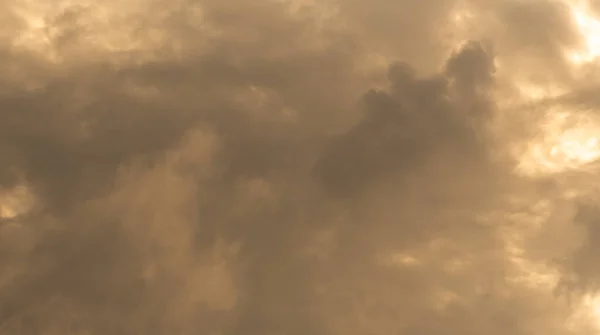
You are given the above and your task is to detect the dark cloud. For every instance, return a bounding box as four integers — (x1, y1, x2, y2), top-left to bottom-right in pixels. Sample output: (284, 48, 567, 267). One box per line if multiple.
(1, 0, 600, 334)
(315, 41, 494, 197)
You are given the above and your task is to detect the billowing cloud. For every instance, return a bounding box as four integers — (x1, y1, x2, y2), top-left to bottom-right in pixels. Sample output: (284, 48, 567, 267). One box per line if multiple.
(2, 0, 600, 334)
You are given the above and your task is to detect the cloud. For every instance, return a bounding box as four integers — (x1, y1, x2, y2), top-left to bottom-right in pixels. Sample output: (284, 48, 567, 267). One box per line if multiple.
(315, 41, 495, 197)
(1, 0, 600, 334)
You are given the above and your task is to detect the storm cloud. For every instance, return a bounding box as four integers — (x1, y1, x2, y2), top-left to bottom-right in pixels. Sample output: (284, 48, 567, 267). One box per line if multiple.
(1, 0, 600, 334)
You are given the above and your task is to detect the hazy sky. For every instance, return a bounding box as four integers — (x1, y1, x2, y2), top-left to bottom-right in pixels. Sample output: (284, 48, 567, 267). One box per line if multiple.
(2, 0, 600, 334)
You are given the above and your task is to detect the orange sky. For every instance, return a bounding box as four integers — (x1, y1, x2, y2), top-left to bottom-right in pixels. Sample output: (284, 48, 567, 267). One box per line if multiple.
(2, 0, 600, 334)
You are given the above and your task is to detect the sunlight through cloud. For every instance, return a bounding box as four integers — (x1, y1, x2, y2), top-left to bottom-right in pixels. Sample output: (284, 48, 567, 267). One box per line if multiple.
(516, 108, 600, 177)
(0, 185, 34, 220)
(566, 0, 600, 65)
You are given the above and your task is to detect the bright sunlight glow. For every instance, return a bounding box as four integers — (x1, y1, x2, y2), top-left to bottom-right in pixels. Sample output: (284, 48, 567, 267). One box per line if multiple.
(516, 110, 600, 176)
(0, 186, 34, 220)
(567, 0, 600, 65)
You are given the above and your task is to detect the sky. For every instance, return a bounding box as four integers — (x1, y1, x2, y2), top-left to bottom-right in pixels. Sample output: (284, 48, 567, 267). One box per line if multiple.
(2, 0, 600, 334)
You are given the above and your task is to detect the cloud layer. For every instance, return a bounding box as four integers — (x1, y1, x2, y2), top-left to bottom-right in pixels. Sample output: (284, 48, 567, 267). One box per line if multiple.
(2, 0, 600, 334)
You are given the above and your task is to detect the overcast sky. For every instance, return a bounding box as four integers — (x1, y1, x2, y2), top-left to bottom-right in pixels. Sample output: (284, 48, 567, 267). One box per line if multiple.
(2, 0, 600, 334)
